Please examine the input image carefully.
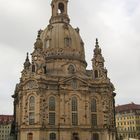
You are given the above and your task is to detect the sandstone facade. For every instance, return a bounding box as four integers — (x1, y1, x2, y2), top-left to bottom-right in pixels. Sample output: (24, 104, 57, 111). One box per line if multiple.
(12, 0, 116, 140)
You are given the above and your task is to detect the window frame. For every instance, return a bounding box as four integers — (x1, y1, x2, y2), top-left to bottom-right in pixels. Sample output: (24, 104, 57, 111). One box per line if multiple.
(50, 132, 56, 140)
(49, 96, 56, 125)
(71, 97, 78, 125)
(91, 98, 97, 127)
(28, 96, 35, 125)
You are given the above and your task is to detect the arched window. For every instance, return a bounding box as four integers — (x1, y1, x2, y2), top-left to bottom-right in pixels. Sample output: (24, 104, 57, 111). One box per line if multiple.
(27, 133, 33, 140)
(49, 97, 56, 125)
(29, 96, 35, 125)
(91, 99, 97, 126)
(58, 3, 64, 14)
(29, 96, 35, 111)
(71, 97, 78, 125)
(94, 70, 98, 78)
(49, 97, 55, 111)
(68, 64, 75, 74)
(50, 133, 56, 140)
(72, 97, 77, 111)
(92, 133, 99, 140)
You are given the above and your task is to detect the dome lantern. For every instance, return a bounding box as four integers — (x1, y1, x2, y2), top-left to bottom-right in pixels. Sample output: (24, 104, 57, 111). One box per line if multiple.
(50, 0, 70, 24)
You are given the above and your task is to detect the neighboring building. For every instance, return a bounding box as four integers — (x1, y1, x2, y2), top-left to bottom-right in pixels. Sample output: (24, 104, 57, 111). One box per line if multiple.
(12, 0, 116, 140)
(116, 103, 140, 140)
(0, 115, 13, 140)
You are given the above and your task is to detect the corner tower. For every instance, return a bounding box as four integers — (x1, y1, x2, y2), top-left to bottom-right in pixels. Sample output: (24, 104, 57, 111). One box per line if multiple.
(92, 39, 107, 80)
(12, 0, 116, 140)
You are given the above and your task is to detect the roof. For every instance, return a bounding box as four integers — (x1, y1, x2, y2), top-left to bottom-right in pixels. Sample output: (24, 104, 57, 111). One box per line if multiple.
(115, 102, 140, 113)
(0, 115, 13, 124)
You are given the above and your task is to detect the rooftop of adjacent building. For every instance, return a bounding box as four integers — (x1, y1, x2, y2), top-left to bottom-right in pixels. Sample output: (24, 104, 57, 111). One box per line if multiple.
(115, 102, 140, 113)
(0, 115, 13, 125)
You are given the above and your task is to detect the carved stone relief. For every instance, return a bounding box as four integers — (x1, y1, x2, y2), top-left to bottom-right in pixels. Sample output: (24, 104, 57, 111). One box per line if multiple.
(23, 80, 38, 90)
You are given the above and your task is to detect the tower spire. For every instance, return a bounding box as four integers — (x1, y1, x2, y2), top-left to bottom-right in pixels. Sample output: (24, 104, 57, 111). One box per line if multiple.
(94, 38, 102, 56)
(34, 30, 43, 50)
(50, 0, 70, 24)
(23, 52, 31, 70)
(95, 38, 99, 47)
(92, 39, 108, 80)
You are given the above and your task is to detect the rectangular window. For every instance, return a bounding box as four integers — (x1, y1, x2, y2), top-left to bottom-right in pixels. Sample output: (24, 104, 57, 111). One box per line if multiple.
(72, 103, 77, 112)
(72, 113, 78, 125)
(29, 103, 35, 111)
(29, 112, 35, 125)
(49, 97, 55, 111)
(91, 114, 97, 126)
(49, 113, 55, 125)
(49, 104, 55, 111)
(50, 133, 56, 140)
(46, 39, 50, 48)
(64, 38, 71, 47)
(71, 80, 77, 90)
(91, 100, 96, 112)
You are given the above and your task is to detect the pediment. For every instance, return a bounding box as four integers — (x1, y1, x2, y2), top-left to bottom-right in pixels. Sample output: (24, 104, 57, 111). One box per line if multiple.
(59, 75, 89, 89)
(23, 79, 38, 90)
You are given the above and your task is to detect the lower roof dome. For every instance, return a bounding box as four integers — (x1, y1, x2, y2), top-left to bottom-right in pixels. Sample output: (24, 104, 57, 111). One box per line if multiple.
(40, 23, 86, 64)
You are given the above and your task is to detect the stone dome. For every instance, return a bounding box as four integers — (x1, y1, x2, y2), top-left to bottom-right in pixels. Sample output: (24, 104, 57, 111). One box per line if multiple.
(40, 23, 86, 64)
(37, 0, 87, 65)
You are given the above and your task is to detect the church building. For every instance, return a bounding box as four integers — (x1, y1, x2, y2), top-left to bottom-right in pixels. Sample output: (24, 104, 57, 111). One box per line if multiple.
(12, 0, 116, 140)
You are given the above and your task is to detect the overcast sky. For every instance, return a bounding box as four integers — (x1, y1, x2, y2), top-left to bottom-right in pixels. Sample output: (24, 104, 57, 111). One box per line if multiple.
(0, 0, 140, 115)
